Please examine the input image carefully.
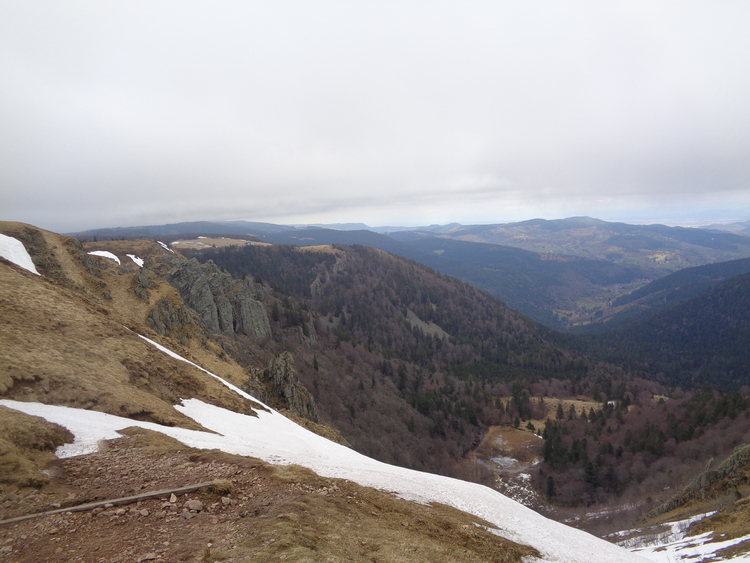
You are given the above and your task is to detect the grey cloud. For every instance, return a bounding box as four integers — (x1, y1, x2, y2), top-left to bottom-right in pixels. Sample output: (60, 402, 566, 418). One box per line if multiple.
(2, 1, 750, 233)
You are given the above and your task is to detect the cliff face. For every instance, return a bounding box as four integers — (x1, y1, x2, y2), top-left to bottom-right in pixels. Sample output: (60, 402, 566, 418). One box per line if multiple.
(243, 352, 320, 423)
(165, 258, 271, 339)
(146, 296, 200, 345)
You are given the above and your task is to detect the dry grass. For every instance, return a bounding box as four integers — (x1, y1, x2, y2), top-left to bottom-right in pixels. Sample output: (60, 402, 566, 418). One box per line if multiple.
(470, 426, 542, 465)
(0, 259, 262, 430)
(689, 496, 750, 540)
(498, 396, 607, 433)
(231, 463, 539, 563)
(116, 426, 191, 456)
(278, 409, 350, 446)
(0, 406, 73, 488)
(209, 478, 234, 495)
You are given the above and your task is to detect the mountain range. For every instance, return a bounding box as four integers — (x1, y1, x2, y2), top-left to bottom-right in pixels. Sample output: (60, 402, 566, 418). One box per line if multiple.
(1, 221, 649, 562)
(4, 218, 750, 560)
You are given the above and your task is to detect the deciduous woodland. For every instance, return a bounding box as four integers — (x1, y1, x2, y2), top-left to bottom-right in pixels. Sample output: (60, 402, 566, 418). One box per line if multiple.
(187, 243, 750, 513)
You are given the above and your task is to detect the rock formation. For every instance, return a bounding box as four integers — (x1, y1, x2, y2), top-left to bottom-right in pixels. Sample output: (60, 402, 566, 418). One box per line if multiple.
(165, 258, 270, 339)
(243, 352, 320, 423)
(146, 297, 200, 345)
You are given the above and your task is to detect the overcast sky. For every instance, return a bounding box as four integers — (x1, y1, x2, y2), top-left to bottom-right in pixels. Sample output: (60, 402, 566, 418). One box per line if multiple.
(2, 1, 749, 233)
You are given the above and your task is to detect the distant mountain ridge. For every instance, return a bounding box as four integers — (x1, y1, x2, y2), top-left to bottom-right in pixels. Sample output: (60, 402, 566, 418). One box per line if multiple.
(430, 216, 750, 266)
(576, 256, 750, 332)
(586, 271, 750, 390)
(699, 220, 750, 234)
(67, 217, 750, 331)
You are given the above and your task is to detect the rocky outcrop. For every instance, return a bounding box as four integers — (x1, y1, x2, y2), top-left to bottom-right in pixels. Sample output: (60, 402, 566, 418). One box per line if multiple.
(133, 268, 156, 300)
(310, 270, 330, 299)
(65, 237, 100, 278)
(166, 258, 270, 339)
(146, 297, 199, 345)
(242, 352, 320, 423)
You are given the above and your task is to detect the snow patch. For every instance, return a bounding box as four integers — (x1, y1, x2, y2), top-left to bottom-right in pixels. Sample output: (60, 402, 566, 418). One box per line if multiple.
(126, 254, 144, 267)
(616, 513, 714, 550)
(88, 250, 120, 265)
(0, 234, 40, 275)
(633, 530, 750, 562)
(613, 512, 750, 561)
(157, 241, 174, 253)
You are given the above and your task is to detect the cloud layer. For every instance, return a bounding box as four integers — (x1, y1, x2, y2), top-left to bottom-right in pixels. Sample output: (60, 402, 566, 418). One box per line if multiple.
(2, 1, 749, 232)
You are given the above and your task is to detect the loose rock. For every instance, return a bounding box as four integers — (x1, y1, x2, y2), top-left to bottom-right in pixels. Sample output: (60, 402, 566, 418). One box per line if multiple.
(184, 499, 203, 512)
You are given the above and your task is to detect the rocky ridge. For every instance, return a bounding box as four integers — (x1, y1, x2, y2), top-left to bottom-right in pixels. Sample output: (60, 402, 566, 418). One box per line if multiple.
(165, 258, 271, 340)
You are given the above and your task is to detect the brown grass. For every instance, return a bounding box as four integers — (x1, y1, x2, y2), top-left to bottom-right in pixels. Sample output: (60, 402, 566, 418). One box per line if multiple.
(0, 406, 73, 488)
(497, 396, 606, 433)
(116, 426, 191, 456)
(278, 409, 350, 446)
(0, 259, 262, 431)
(470, 425, 542, 464)
(687, 496, 750, 542)
(232, 463, 540, 563)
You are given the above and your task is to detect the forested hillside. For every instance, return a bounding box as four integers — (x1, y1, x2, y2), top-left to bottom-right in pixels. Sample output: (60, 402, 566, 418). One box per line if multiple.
(186, 243, 631, 474)
(576, 256, 750, 332)
(584, 272, 750, 390)
(538, 389, 750, 508)
(190, 243, 623, 381)
(258, 229, 652, 329)
(190, 242, 750, 516)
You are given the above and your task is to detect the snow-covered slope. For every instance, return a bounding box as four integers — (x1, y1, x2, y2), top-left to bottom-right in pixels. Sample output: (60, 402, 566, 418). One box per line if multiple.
(0, 337, 647, 563)
(0, 234, 40, 275)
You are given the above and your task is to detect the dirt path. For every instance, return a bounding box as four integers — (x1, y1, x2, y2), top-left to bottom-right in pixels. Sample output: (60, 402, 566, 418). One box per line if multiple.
(0, 430, 536, 563)
(0, 434, 292, 563)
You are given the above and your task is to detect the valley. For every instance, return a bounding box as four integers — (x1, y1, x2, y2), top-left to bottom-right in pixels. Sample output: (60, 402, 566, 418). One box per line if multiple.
(3, 218, 750, 561)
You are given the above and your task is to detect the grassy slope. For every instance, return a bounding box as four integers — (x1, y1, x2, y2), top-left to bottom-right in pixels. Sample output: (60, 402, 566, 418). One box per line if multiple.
(0, 223, 266, 431)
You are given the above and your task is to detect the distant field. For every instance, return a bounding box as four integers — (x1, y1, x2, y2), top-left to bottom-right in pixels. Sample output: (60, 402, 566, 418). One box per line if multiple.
(495, 397, 605, 432)
(295, 244, 341, 255)
(171, 237, 269, 249)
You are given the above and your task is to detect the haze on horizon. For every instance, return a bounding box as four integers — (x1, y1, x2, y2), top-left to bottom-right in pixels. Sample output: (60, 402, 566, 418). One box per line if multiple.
(2, 2, 750, 233)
